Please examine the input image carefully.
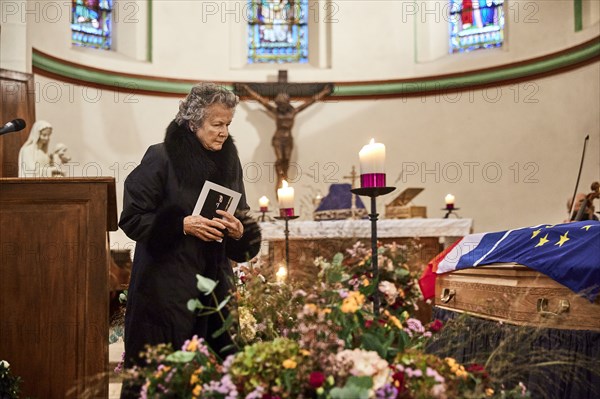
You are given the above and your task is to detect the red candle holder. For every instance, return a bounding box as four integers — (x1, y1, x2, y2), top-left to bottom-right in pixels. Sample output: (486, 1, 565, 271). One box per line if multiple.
(279, 208, 295, 217)
(260, 206, 268, 212)
(360, 173, 386, 188)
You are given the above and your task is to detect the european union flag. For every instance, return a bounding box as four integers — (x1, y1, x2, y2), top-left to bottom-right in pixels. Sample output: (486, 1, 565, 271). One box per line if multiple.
(437, 221, 600, 301)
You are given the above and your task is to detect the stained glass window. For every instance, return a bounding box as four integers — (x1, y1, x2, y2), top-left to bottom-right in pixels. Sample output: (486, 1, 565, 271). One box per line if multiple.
(247, 0, 309, 64)
(71, 0, 112, 50)
(449, 0, 505, 53)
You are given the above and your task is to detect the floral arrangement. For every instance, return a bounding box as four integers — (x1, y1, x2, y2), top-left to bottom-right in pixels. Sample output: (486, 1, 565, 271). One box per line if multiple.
(120, 241, 530, 398)
(0, 360, 22, 399)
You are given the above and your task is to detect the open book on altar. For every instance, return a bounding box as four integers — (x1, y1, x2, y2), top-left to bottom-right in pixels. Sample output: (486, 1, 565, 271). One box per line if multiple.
(192, 181, 241, 220)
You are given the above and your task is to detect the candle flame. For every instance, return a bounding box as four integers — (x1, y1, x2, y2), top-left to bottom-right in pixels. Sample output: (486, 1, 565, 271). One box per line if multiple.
(369, 138, 375, 145)
(281, 180, 288, 189)
(276, 265, 288, 282)
(259, 196, 269, 206)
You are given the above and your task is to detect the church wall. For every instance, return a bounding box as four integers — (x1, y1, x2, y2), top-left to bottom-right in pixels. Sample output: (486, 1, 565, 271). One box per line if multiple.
(33, 61, 599, 249)
(20, 1, 599, 80)
(11, 0, 600, 246)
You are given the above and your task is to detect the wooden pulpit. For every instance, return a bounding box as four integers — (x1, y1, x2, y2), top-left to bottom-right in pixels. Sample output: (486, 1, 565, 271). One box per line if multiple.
(0, 177, 117, 398)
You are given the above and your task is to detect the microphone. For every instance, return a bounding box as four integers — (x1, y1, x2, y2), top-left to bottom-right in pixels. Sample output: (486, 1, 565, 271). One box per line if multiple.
(0, 119, 26, 135)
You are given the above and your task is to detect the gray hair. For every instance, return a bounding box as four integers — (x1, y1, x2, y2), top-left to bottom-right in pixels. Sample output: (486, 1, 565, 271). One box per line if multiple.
(175, 83, 239, 129)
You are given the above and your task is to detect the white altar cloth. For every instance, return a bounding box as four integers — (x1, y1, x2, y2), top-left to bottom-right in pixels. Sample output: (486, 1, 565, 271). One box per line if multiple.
(259, 218, 473, 240)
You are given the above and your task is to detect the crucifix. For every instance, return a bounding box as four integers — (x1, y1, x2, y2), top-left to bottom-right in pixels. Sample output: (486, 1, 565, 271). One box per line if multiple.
(343, 165, 359, 219)
(235, 71, 333, 193)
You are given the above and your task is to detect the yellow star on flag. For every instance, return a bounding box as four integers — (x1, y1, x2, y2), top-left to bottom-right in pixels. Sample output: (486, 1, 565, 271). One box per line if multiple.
(581, 225, 593, 231)
(555, 232, 570, 247)
(531, 229, 541, 239)
(535, 234, 550, 247)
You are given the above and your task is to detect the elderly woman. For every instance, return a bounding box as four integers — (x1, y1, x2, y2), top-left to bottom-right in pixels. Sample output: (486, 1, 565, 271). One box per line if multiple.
(18, 120, 53, 177)
(119, 84, 261, 377)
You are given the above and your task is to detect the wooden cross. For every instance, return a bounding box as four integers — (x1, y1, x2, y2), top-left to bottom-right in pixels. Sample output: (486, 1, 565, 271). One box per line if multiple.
(234, 71, 333, 193)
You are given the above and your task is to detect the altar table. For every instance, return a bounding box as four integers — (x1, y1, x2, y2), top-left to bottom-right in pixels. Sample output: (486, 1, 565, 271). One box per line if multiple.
(259, 218, 473, 277)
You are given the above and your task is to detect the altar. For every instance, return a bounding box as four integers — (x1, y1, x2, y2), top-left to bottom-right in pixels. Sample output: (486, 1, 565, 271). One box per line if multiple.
(259, 218, 473, 278)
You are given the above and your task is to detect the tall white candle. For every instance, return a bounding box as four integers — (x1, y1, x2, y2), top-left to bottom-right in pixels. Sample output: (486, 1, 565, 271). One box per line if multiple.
(359, 138, 386, 174)
(445, 194, 455, 205)
(277, 180, 295, 209)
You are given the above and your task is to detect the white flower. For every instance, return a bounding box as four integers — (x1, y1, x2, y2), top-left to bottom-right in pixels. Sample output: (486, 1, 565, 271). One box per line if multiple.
(0, 360, 10, 368)
(335, 349, 390, 390)
(378, 281, 398, 305)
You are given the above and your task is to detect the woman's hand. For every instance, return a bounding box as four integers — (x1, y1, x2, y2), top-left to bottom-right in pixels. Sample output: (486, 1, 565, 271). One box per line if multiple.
(215, 210, 244, 240)
(183, 215, 226, 242)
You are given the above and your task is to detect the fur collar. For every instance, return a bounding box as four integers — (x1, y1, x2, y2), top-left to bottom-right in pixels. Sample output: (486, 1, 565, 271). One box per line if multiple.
(164, 120, 240, 190)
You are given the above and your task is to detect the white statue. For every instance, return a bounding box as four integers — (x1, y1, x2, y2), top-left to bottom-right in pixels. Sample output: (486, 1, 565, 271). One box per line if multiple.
(18, 121, 72, 177)
(49, 143, 72, 177)
(18, 120, 52, 177)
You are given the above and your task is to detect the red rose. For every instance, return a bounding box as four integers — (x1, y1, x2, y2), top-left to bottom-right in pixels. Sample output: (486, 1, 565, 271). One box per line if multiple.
(429, 319, 443, 332)
(392, 371, 406, 393)
(466, 363, 489, 379)
(365, 320, 373, 328)
(309, 371, 326, 388)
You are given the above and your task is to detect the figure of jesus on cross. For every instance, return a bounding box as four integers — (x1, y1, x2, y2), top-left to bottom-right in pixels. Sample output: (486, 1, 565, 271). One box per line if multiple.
(238, 76, 333, 192)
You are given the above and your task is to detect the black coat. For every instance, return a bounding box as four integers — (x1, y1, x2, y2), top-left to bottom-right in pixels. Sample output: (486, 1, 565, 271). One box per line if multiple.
(119, 121, 261, 368)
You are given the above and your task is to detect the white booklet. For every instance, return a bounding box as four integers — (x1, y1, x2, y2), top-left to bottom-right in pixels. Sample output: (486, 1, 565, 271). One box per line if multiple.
(192, 181, 242, 241)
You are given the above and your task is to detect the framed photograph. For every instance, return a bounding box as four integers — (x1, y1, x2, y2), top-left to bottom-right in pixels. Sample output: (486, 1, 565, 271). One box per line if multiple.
(192, 181, 242, 220)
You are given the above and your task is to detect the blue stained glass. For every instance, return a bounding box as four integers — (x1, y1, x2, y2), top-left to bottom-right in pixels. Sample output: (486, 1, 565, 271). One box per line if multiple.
(449, 0, 505, 53)
(247, 0, 309, 64)
(71, 0, 112, 50)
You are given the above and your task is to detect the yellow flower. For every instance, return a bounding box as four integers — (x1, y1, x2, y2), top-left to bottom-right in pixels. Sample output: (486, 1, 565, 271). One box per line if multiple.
(304, 303, 317, 314)
(485, 388, 495, 396)
(190, 374, 199, 385)
(388, 315, 402, 330)
(186, 339, 199, 352)
(341, 291, 366, 313)
(456, 368, 468, 379)
(445, 357, 457, 368)
(300, 349, 311, 356)
(192, 385, 202, 397)
(362, 278, 370, 287)
(282, 358, 297, 369)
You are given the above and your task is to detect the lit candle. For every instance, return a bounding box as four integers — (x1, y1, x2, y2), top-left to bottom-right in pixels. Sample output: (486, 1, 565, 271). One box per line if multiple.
(445, 194, 455, 210)
(277, 180, 295, 217)
(359, 138, 386, 187)
(259, 196, 270, 212)
(276, 265, 288, 283)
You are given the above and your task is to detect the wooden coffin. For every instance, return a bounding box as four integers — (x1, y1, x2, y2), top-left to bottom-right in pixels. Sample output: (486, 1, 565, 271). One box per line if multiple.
(434, 263, 600, 331)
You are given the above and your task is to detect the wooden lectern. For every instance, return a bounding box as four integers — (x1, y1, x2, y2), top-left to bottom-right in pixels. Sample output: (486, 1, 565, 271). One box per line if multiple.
(0, 177, 117, 398)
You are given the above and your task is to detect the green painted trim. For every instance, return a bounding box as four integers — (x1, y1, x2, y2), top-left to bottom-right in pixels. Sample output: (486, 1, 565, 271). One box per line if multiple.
(147, 0, 153, 62)
(32, 38, 600, 97)
(574, 0, 583, 32)
(335, 40, 600, 97)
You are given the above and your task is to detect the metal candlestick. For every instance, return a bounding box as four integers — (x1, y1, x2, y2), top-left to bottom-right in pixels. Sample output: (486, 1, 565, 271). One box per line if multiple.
(350, 186, 396, 316)
(274, 214, 299, 270)
(442, 205, 460, 219)
(257, 208, 272, 222)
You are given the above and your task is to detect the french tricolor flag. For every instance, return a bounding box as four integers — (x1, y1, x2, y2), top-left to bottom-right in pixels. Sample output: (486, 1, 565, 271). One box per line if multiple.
(419, 221, 600, 302)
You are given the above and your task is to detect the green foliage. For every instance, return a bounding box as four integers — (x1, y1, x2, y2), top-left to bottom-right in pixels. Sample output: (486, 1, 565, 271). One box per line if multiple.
(123, 240, 533, 399)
